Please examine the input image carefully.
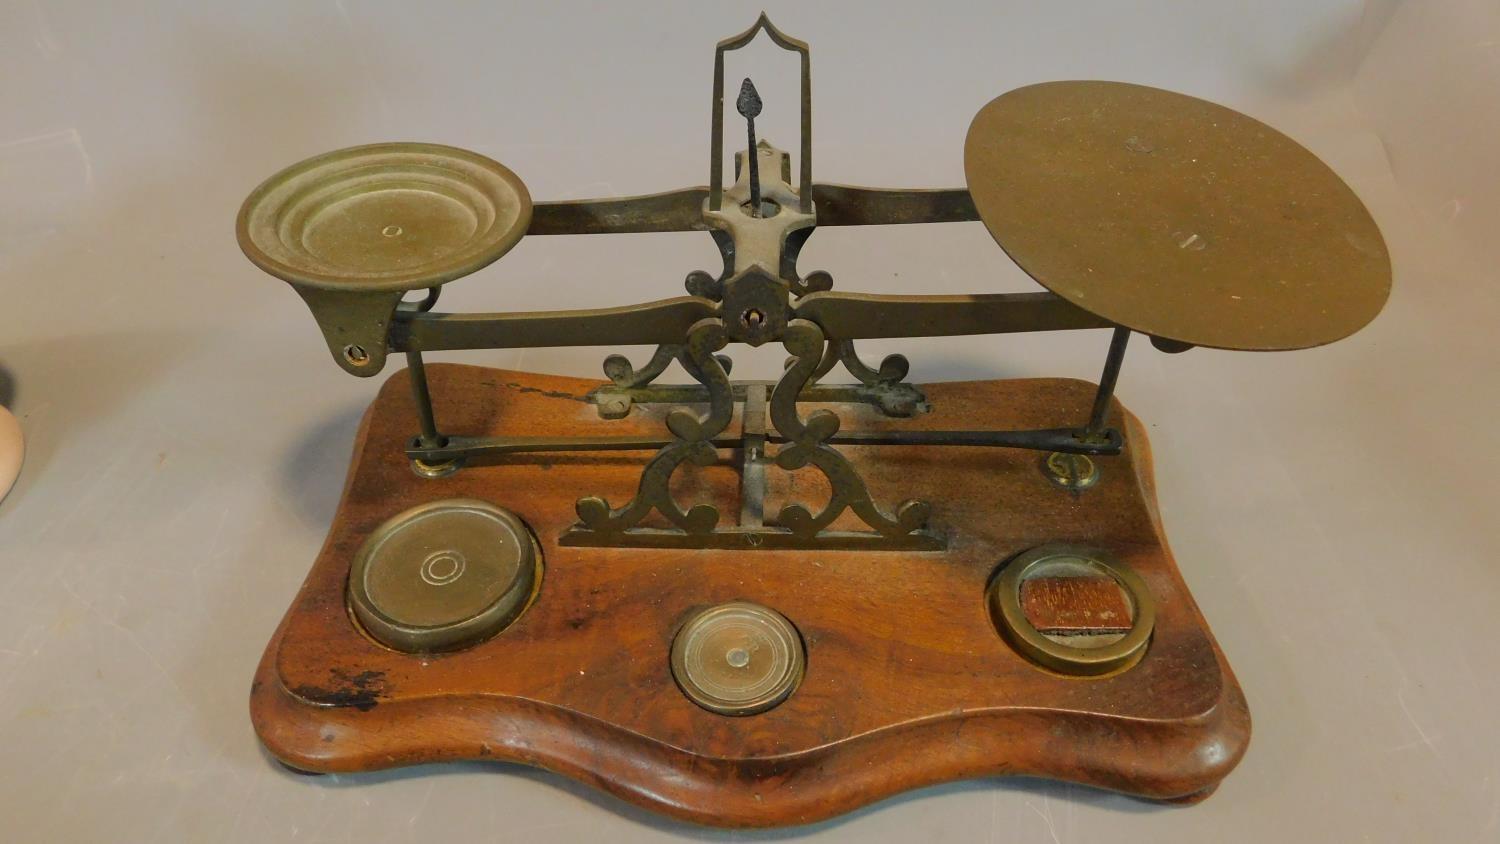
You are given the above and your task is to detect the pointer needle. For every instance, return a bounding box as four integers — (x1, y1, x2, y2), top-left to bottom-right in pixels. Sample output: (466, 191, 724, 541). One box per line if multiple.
(737, 78, 763, 216)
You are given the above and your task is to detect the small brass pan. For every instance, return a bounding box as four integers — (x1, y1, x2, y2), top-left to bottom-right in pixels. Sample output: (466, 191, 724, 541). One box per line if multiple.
(237, 142, 531, 374)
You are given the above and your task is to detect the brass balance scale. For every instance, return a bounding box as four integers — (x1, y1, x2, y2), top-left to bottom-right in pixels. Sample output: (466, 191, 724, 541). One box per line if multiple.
(239, 17, 1390, 827)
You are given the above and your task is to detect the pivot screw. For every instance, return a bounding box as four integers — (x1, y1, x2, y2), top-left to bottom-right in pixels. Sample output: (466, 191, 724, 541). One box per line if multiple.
(1042, 452, 1099, 490)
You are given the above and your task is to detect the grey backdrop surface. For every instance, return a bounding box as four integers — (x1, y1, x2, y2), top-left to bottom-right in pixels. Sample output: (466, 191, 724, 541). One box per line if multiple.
(2, 1, 1497, 841)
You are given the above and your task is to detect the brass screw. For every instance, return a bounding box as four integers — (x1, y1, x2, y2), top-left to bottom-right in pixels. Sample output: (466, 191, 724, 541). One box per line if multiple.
(1042, 452, 1099, 490)
(411, 456, 463, 479)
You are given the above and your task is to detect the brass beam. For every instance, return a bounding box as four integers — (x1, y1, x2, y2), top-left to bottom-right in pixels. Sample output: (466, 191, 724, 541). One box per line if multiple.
(794, 291, 1112, 340)
(391, 297, 718, 352)
(809, 185, 978, 226)
(522, 184, 981, 235)
(527, 188, 710, 235)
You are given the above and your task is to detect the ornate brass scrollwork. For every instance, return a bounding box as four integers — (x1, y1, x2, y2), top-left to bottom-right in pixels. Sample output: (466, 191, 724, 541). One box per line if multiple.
(565, 315, 941, 550)
(574, 319, 733, 536)
(836, 340, 908, 387)
(769, 320, 934, 541)
(603, 344, 681, 389)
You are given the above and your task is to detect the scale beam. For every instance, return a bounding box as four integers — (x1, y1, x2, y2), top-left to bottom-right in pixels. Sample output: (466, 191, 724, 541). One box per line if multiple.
(524, 184, 980, 236)
(390, 296, 717, 351)
(796, 290, 1111, 339)
(405, 425, 1122, 464)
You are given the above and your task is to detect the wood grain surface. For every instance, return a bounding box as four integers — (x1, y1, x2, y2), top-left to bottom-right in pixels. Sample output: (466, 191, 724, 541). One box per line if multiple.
(250, 364, 1249, 827)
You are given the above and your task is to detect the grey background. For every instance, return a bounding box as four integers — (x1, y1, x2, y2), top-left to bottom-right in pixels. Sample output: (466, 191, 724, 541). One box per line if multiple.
(2, 1, 1497, 840)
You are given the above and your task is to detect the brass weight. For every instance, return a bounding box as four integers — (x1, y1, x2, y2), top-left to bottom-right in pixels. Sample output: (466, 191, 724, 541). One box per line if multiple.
(671, 602, 805, 716)
(348, 499, 541, 653)
(989, 544, 1154, 676)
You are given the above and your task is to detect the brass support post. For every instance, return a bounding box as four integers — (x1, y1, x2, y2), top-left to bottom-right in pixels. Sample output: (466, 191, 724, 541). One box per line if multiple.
(1086, 327, 1132, 437)
(406, 349, 444, 449)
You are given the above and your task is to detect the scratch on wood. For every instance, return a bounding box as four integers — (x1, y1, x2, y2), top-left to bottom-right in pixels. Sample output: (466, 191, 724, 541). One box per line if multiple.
(480, 378, 591, 403)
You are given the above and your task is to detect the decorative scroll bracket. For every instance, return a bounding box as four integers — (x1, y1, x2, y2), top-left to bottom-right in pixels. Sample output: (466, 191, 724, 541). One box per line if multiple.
(562, 318, 944, 551)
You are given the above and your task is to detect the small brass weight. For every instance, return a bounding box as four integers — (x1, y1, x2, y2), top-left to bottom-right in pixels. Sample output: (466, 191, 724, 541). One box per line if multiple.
(240, 16, 1390, 827)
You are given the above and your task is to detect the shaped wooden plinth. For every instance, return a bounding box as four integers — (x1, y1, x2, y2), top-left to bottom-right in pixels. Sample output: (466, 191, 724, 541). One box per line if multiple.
(251, 364, 1249, 827)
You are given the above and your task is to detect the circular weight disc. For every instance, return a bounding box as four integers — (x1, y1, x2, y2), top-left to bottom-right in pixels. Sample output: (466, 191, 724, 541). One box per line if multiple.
(965, 81, 1391, 351)
(988, 544, 1154, 676)
(238, 142, 531, 293)
(671, 602, 805, 716)
(348, 499, 540, 653)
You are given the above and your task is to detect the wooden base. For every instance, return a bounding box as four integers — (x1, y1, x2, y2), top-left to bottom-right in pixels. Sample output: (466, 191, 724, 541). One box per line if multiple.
(250, 365, 1249, 827)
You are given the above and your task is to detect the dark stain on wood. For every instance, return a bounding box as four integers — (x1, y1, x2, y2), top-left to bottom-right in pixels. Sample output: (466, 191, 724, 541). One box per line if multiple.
(291, 669, 388, 712)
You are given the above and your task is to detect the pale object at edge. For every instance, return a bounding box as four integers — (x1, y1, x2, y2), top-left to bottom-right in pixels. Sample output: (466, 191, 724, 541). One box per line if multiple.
(0, 405, 22, 502)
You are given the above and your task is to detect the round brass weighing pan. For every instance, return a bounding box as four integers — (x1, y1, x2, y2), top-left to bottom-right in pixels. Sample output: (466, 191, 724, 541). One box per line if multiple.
(237, 142, 532, 293)
(965, 81, 1391, 351)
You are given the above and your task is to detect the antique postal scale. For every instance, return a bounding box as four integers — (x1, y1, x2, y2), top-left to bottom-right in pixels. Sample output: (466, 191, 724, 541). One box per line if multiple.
(238, 17, 1390, 827)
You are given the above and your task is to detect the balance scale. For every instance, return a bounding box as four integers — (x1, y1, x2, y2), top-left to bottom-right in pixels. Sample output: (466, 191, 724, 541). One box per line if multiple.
(237, 16, 1390, 827)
